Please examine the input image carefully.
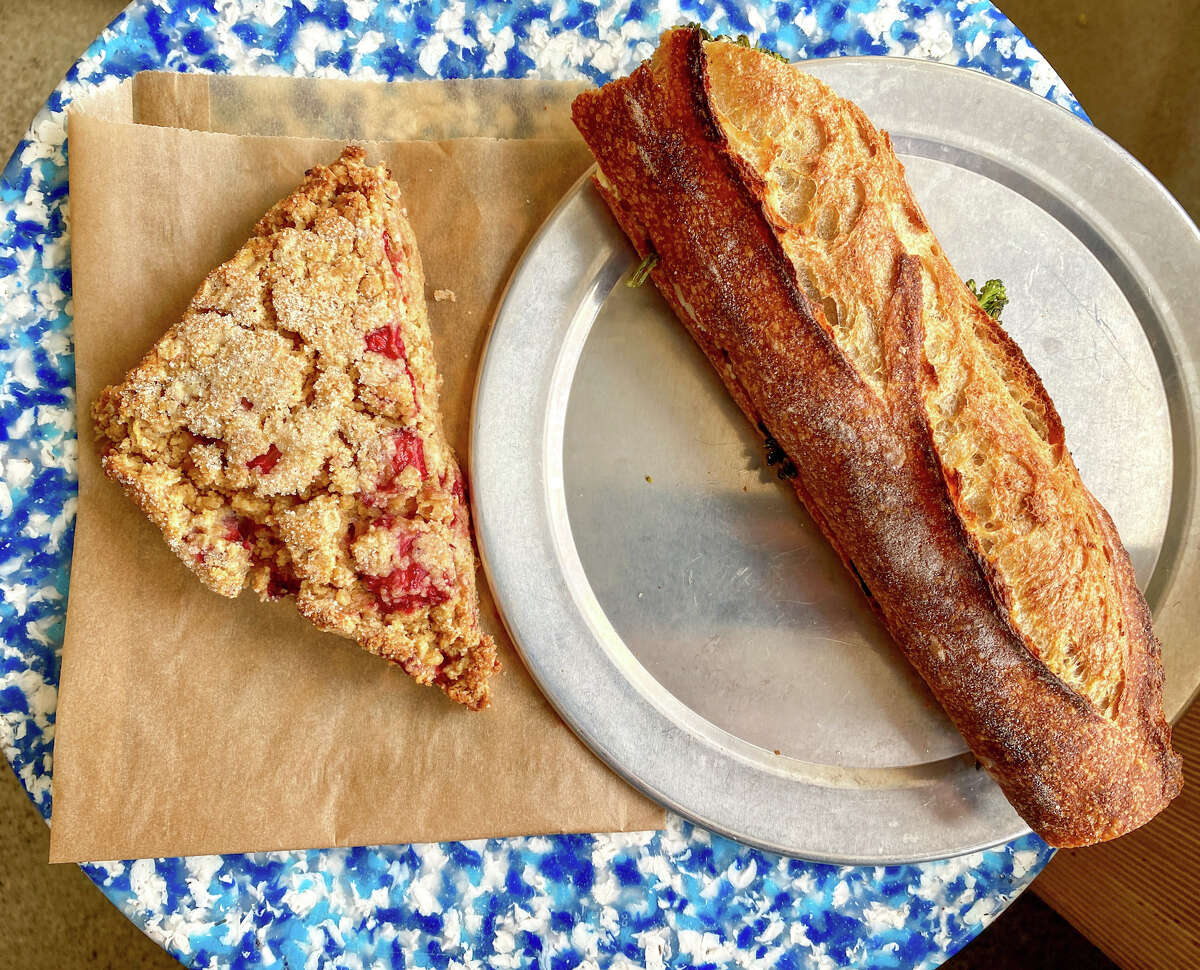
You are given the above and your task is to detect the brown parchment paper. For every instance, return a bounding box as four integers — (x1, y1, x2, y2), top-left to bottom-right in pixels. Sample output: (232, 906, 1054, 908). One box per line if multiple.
(49, 74, 664, 864)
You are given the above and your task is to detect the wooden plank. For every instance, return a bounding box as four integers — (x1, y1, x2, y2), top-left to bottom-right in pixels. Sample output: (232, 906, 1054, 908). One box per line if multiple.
(1033, 699, 1200, 969)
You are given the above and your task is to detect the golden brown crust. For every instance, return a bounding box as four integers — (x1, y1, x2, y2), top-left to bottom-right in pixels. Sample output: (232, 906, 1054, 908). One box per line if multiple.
(572, 27, 1181, 844)
(92, 146, 499, 709)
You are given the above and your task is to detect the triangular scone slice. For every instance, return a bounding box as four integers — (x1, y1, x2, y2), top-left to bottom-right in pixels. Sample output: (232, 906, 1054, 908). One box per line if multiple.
(92, 147, 500, 709)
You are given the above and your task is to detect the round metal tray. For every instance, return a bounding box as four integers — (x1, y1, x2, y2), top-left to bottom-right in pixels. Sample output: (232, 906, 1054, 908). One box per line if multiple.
(471, 57, 1200, 864)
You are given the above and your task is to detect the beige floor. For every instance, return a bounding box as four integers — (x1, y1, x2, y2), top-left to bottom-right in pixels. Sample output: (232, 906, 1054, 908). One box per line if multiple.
(1003, 0, 1200, 220)
(0, 1, 1196, 968)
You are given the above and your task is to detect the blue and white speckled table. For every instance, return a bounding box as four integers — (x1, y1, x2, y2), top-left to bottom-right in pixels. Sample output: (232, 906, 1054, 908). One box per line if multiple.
(0, 2, 1075, 967)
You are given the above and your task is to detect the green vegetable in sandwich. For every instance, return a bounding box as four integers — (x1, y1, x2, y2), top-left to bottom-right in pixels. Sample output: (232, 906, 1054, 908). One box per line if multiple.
(626, 253, 659, 288)
(684, 23, 788, 62)
(966, 278, 1008, 320)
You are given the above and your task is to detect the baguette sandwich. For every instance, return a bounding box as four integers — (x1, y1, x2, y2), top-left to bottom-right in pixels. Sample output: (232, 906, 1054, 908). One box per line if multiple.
(571, 27, 1181, 845)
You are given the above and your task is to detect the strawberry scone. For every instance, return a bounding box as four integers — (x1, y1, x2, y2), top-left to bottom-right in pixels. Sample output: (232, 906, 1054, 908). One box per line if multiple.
(92, 147, 499, 709)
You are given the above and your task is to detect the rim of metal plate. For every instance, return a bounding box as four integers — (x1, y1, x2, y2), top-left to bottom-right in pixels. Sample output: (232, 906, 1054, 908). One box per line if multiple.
(470, 56, 1200, 864)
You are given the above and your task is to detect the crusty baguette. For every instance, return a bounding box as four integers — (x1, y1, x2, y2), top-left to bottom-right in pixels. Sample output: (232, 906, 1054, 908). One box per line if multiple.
(571, 27, 1181, 846)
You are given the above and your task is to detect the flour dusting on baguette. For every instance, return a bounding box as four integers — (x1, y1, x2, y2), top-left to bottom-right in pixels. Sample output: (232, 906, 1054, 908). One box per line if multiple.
(572, 27, 1181, 845)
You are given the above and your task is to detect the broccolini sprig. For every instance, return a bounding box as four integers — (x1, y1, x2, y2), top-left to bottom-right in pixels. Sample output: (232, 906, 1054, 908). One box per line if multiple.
(966, 278, 1009, 320)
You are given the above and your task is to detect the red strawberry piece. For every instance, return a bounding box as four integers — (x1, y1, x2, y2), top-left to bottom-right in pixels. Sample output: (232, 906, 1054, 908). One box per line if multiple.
(365, 324, 406, 360)
(383, 230, 406, 281)
(240, 397, 253, 410)
(401, 359, 419, 405)
(384, 429, 426, 484)
(441, 470, 467, 528)
(362, 530, 449, 614)
(225, 517, 254, 551)
(247, 443, 282, 474)
(364, 322, 420, 405)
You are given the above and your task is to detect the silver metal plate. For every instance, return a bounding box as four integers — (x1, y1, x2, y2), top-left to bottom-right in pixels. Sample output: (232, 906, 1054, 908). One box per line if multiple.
(471, 57, 1200, 863)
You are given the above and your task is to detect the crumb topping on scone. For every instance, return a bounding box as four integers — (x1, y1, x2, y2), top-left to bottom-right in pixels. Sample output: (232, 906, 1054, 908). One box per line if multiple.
(92, 146, 499, 709)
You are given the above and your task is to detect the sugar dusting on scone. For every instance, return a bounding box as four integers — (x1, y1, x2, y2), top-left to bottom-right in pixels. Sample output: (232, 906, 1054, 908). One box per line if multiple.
(92, 146, 500, 709)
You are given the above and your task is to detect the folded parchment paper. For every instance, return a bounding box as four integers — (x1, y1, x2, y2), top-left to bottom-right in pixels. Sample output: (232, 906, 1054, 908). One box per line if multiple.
(50, 73, 664, 863)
